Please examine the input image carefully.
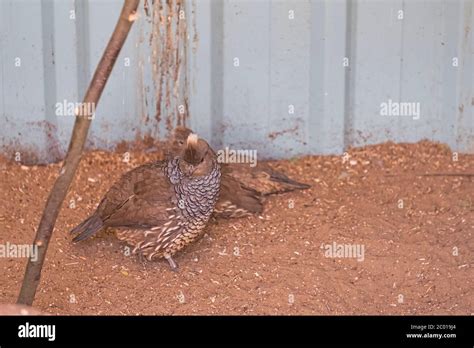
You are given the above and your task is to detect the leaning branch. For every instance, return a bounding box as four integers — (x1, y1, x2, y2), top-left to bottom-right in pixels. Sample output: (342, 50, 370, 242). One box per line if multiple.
(17, 0, 141, 306)
(385, 173, 474, 177)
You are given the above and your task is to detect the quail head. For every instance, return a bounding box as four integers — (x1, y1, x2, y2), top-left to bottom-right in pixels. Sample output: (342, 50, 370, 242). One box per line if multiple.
(70, 132, 221, 270)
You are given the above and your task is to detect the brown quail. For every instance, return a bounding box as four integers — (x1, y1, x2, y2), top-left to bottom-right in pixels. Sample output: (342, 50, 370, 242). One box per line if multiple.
(171, 127, 310, 218)
(70, 133, 221, 270)
(223, 160, 311, 196)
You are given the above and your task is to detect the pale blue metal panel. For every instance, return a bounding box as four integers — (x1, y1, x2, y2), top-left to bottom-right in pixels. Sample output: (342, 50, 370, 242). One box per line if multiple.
(50, 0, 80, 158)
(309, 0, 348, 154)
(0, 0, 473, 163)
(84, 0, 142, 149)
(346, 0, 473, 152)
(267, 0, 312, 157)
(0, 0, 48, 161)
(187, 0, 215, 142)
(221, 0, 272, 153)
(455, 0, 474, 151)
(348, 0, 405, 146)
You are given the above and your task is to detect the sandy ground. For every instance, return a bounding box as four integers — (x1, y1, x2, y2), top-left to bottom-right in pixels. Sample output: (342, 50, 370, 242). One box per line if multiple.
(0, 140, 473, 315)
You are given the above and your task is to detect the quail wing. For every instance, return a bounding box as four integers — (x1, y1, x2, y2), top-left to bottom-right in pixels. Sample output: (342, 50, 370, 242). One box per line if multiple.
(97, 162, 176, 229)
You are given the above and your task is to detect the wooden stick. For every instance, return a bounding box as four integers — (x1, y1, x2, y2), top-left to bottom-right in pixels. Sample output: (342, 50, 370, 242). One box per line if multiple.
(17, 0, 141, 306)
(418, 173, 474, 177)
(384, 173, 474, 177)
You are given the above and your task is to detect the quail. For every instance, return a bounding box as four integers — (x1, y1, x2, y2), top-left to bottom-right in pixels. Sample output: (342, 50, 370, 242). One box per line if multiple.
(223, 160, 311, 196)
(70, 133, 221, 270)
(171, 127, 310, 218)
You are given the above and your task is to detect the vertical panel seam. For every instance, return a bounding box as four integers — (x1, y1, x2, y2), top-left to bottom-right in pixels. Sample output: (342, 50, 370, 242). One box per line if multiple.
(41, 0, 60, 160)
(343, 0, 356, 150)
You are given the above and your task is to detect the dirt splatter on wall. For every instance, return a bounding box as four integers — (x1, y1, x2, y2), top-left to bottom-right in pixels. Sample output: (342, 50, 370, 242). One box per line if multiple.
(147, 0, 190, 131)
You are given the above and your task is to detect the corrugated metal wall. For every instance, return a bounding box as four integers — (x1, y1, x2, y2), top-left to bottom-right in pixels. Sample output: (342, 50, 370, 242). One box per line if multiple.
(0, 0, 473, 163)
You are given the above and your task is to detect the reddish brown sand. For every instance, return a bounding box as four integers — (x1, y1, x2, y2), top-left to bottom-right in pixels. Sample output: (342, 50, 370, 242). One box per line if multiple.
(0, 141, 473, 315)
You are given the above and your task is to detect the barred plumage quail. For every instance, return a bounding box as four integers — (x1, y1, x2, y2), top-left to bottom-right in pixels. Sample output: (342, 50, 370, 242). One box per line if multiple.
(70, 133, 221, 270)
(223, 160, 311, 196)
(172, 127, 310, 218)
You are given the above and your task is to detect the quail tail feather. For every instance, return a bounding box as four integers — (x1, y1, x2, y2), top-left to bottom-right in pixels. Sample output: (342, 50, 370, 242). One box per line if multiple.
(267, 170, 311, 193)
(70, 214, 104, 242)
